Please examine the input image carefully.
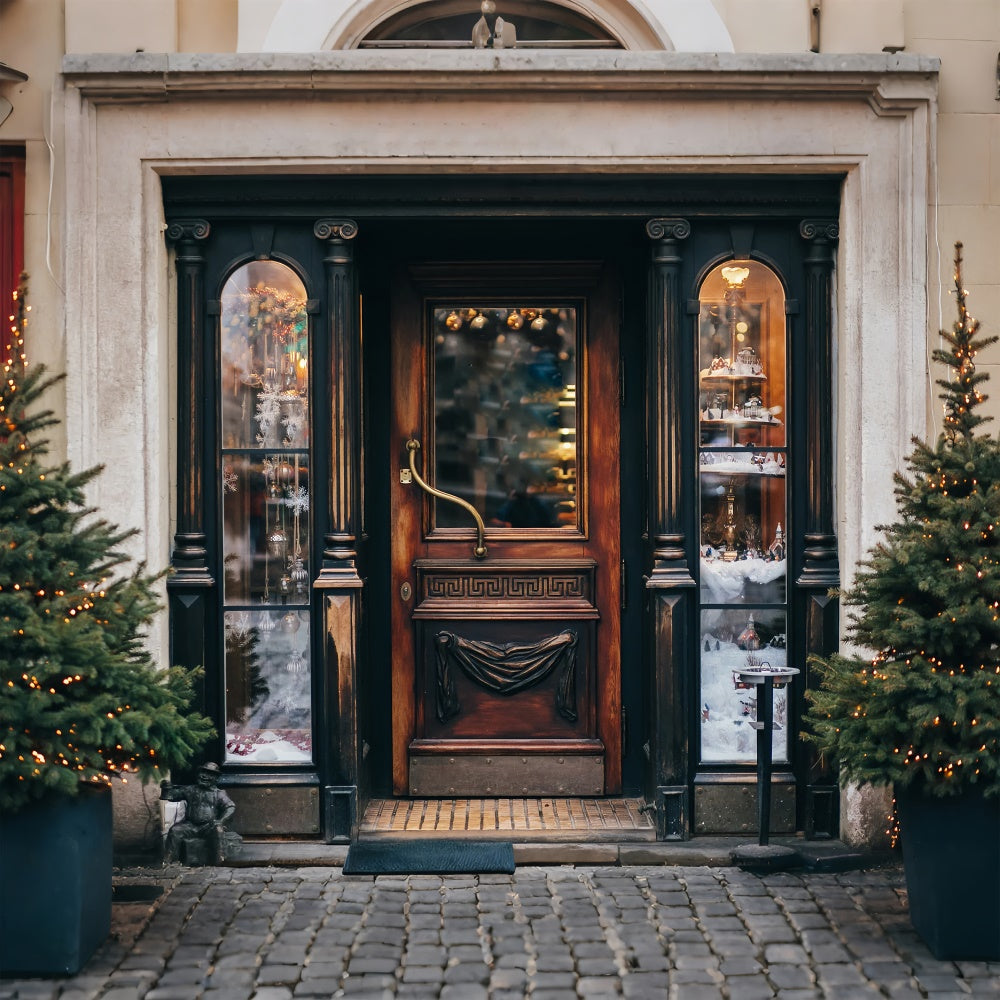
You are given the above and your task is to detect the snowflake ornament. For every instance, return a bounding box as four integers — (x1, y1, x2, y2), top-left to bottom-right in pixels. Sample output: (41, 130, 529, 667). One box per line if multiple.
(255, 385, 281, 445)
(284, 486, 310, 517)
(226, 611, 253, 641)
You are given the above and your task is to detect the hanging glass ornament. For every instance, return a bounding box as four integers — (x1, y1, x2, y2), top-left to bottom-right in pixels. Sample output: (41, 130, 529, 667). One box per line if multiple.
(290, 555, 309, 594)
(257, 606, 276, 633)
(267, 528, 288, 559)
(278, 573, 292, 596)
(284, 649, 307, 674)
(506, 311, 524, 330)
(445, 311, 462, 331)
(280, 610, 301, 633)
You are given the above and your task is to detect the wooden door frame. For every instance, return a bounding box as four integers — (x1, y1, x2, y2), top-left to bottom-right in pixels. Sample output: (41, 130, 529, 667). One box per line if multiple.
(162, 172, 842, 840)
(388, 260, 622, 797)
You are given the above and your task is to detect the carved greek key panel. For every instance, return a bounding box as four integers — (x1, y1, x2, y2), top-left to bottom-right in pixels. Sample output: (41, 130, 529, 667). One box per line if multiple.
(424, 573, 586, 600)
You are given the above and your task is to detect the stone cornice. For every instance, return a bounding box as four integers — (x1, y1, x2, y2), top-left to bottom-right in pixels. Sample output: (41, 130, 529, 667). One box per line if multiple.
(61, 51, 939, 105)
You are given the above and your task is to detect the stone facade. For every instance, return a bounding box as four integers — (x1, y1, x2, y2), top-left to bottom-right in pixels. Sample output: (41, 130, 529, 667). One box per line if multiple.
(1, 0, 996, 848)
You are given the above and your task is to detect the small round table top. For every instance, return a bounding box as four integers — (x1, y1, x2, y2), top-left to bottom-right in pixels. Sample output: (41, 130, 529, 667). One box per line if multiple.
(733, 665, 800, 686)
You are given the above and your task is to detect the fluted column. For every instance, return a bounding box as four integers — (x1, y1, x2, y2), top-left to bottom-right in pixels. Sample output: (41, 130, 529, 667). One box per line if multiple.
(798, 219, 840, 585)
(314, 219, 362, 577)
(164, 219, 214, 768)
(797, 218, 841, 838)
(646, 218, 696, 583)
(165, 219, 212, 582)
(644, 218, 695, 839)
(313, 219, 362, 841)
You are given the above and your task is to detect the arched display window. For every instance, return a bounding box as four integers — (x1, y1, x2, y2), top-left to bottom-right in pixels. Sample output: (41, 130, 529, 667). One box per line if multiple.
(218, 261, 313, 765)
(696, 259, 790, 764)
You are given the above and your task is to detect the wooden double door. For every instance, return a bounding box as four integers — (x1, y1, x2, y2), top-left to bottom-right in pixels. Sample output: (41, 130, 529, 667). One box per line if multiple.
(389, 261, 623, 797)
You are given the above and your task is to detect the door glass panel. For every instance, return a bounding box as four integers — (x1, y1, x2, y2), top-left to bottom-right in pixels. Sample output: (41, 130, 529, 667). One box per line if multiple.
(219, 261, 312, 764)
(697, 260, 788, 764)
(432, 304, 578, 530)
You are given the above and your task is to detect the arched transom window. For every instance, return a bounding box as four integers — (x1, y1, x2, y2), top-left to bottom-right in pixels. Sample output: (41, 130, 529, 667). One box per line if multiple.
(360, 0, 621, 48)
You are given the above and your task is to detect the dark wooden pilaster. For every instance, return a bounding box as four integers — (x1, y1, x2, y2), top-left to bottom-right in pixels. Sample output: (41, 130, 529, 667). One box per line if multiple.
(798, 218, 841, 838)
(314, 219, 362, 575)
(165, 219, 215, 765)
(645, 218, 696, 839)
(798, 219, 840, 586)
(166, 219, 212, 579)
(313, 218, 364, 841)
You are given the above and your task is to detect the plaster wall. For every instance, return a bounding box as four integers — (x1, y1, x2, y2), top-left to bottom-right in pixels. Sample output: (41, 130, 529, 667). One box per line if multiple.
(65, 0, 179, 53)
(64, 0, 238, 53)
(902, 1, 1000, 432)
(710, 0, 810, 53)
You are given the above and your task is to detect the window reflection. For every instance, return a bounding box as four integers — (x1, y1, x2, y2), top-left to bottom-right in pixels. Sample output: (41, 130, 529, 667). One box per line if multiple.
(219, 261, 312, 763)
(433, 305, 578, 531)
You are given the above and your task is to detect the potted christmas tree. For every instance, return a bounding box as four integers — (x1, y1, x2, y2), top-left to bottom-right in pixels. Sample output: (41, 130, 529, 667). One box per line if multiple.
(805, 244, 1000, 961)
(0, 277, 213, 976)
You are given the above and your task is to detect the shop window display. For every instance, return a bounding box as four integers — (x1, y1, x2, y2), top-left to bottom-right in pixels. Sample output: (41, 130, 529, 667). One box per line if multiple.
(219, 261, 312, 763)
(698, 261, 789, 763)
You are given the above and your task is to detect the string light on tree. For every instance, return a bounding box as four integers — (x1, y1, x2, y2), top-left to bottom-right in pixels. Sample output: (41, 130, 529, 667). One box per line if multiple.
(805, 244, 1000, 803)
(0, 276, 213, 814)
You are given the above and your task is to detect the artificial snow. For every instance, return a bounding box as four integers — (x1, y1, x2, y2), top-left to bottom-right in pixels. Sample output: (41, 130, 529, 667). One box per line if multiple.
(701, 557, 786, 604)
(700, 634, 789, 763)
(225, 728, 312, 763)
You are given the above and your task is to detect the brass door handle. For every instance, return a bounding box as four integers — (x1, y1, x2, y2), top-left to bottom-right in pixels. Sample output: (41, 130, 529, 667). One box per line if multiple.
(405, 438, 487, 560)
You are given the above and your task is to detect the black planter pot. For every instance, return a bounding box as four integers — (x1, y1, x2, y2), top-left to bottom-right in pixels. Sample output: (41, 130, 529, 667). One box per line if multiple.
(896, 783, 1000, 961)
(0, 784, 113, 976)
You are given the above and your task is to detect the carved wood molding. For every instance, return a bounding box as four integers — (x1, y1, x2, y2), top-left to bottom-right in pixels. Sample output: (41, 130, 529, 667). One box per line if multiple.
(413, 559, 599, 618)
(425, 573, 587, 600)
(434, 628, 579, 724)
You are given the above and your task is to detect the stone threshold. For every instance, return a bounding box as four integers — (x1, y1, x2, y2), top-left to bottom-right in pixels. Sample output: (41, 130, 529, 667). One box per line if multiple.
(221, 837, 885, 872)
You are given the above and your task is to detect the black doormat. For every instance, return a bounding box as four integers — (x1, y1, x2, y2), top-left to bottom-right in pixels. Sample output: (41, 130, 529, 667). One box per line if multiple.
(112, 883, 165, 903)
(343, 839, 515, 875)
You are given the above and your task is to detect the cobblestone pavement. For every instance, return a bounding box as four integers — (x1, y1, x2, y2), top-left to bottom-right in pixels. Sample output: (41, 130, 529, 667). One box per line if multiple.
(3, 864, 999, 999)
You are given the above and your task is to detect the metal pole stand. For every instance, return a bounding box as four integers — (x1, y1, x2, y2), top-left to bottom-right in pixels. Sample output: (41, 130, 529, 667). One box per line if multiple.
(730, 665, 802, 872)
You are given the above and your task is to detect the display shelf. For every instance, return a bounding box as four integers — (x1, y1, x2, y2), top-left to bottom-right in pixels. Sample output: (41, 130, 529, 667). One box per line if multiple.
(701, 416, 782, 428)
(701, 372, 767, 383)
(699, 455, 785, 477)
